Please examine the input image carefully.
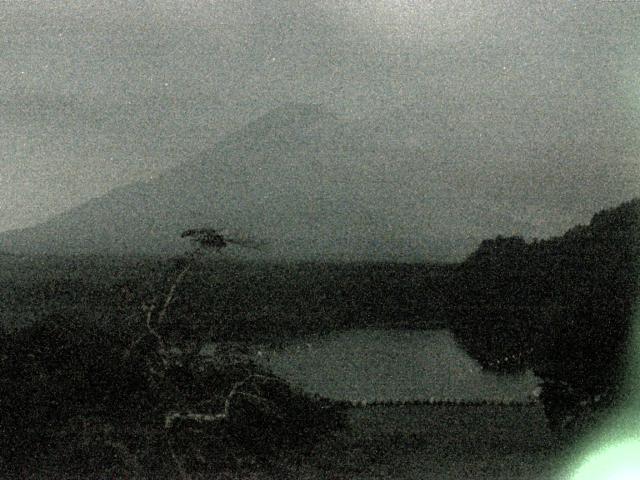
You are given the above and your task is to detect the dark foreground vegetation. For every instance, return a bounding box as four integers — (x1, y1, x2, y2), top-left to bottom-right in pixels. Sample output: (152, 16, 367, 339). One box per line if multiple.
(1, 198, 638, 476)
(0, 261, 346, 478)
(450, 198, 640, 438)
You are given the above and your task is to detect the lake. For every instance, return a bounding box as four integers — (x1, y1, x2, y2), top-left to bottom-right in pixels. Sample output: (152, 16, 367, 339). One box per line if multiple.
(254, 329, 540, 403)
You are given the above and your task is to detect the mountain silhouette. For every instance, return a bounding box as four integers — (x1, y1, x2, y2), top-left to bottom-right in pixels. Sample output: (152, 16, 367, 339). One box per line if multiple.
(1, 103, 524, 261)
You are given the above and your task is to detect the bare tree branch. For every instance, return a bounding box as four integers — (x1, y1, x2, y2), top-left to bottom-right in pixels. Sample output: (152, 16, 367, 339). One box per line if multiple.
(164, 374, 284, 429)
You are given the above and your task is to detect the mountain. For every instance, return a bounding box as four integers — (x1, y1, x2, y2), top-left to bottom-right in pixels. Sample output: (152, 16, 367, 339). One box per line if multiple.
(0, 103, 529, 261)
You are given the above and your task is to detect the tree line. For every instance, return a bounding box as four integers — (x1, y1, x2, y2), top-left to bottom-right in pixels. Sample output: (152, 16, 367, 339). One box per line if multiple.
(449, 198, 640, 436)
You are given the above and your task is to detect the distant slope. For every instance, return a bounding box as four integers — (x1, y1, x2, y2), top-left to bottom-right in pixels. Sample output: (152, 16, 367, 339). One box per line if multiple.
(1, 103, 507, 261)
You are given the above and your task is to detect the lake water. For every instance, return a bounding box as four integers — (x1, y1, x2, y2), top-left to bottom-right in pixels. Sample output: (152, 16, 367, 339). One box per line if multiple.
(255, 329, 540, 403)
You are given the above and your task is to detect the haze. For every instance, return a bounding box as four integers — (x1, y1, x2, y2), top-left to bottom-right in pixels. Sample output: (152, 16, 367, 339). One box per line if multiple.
(1, 1, 639, 259)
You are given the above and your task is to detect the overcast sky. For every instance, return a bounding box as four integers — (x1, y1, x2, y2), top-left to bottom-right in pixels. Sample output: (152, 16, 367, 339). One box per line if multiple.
(1, 0, 639, 236)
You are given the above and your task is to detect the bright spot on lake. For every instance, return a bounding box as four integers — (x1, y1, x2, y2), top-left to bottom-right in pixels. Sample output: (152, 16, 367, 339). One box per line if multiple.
(257, 329, 540, 402)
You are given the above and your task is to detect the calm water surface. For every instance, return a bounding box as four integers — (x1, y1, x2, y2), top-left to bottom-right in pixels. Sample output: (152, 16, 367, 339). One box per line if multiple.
(256, 329, 540, 402)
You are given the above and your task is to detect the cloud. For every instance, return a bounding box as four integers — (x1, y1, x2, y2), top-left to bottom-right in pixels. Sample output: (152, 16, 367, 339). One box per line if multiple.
(0, 0, 638, 237)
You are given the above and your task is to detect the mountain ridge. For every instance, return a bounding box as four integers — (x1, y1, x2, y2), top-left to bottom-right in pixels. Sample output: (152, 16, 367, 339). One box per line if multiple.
(1, 103, 539, 261)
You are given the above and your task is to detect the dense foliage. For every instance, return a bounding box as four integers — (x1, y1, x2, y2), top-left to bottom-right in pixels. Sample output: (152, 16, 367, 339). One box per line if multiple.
(0, 264, 345, 478)
(450, 198, 640, 436)
(3, 198, 638, 462)
(0, 258, 452, 336)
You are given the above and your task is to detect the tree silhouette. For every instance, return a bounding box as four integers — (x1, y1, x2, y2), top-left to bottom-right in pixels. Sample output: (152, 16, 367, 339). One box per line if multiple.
(451, 198, 640, 438)
(181, 228, 266, 252)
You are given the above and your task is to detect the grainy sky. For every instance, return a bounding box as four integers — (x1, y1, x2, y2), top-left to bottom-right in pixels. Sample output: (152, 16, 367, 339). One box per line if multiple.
(1, 0, 639, 236)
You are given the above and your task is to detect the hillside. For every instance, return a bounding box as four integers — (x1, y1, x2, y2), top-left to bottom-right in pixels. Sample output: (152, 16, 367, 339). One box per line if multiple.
(449, 198, 640, 434)
(0, 103, 538, 262)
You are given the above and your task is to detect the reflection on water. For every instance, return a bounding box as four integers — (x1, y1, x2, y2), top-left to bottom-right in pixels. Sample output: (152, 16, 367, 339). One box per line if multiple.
(257, 329, 540, 402)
